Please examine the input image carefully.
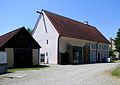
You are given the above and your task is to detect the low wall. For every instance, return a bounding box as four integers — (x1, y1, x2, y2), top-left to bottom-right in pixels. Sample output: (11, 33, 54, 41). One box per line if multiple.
(0, 52, 7, 74)
(0, 64, 7, 74)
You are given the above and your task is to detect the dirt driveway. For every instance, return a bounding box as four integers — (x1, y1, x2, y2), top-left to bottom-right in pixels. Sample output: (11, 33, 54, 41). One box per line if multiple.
(0, 63, 120, 85)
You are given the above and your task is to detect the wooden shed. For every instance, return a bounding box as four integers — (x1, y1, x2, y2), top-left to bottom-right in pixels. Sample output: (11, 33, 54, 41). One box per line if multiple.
(0, 27, 41, 67)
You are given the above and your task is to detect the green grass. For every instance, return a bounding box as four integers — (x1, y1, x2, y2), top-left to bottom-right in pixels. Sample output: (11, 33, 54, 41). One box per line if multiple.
(7, 65, 49, 73)
(111, 60, 120, 63)
(112, 65, 120, 77)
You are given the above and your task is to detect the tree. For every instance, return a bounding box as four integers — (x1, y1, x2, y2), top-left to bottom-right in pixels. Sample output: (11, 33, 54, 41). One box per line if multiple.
(27, 28, 32, 34)
(109, 48, 114, 56)
(114, 28, 120, 53)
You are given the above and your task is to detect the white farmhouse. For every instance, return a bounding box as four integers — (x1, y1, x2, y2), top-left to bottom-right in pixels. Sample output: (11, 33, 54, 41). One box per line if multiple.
(32, 9, 110, 64)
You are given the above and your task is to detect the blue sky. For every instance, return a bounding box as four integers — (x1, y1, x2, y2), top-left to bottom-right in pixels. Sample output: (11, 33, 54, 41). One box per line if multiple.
(0, 0, 120, 39)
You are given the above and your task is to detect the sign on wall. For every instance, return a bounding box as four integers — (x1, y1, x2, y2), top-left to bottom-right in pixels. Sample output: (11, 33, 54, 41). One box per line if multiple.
(0, 52, 7, 64)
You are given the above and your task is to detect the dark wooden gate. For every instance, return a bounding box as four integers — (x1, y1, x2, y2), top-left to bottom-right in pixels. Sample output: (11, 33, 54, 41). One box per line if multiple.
(83, 46, 90, 64)
(61, 52, 69, 64)
(14, 48, 32, 67)
(73, 46, 82, 64)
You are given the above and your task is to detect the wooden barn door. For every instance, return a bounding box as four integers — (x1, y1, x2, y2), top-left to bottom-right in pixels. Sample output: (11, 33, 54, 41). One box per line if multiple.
(61, 52, 69, 64)
(83, 46, 90, 64)
(14, 48, 32, 67)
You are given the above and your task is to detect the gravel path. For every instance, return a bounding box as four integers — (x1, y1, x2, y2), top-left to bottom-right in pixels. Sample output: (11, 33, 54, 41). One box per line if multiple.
(0, 63, 120, 85)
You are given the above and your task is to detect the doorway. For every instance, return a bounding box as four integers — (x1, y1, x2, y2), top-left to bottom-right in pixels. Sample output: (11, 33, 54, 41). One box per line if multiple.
(73, 46, 82, 64)
(83, 46, 90, 64)
(97, 53, 100, 62)
(14, 48, 32, 67)
(61, 52, 69, 64)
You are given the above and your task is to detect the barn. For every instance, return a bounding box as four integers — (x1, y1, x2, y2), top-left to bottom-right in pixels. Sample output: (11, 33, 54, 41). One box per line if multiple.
(32, 10, 110, 64)
(0, 27, 41, 67)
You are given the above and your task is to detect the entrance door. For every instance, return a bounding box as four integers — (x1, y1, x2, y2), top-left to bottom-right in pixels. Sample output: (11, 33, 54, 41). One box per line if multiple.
(14, 48, 32, 67)
(61, 52, 69, 64)
(97, 53, 100, 62)
(83, 46, 90, 64)
(73, 47, 82, 64)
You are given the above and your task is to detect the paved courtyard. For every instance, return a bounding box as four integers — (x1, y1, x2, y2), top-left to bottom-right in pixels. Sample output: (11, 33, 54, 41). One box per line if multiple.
(0, 63, 120, 85)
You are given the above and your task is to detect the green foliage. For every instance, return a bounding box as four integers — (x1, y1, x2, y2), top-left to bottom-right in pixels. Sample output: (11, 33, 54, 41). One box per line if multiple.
(111, 60, 120, 63)
(27, 28, 32, 34)
(112, 65, 120, 77)
(109, 48, 114, 56)
(7, 65, 49, 73)
(114, 28, 120, 53)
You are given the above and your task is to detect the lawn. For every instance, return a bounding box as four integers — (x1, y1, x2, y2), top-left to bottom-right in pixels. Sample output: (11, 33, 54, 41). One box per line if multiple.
(111, 60, 120, 63)
(7, 65, 49, 73)
(112, 65, 120, 77)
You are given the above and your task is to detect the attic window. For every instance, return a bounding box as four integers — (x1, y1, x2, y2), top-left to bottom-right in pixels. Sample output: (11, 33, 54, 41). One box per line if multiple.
(47, 40, 48, 44)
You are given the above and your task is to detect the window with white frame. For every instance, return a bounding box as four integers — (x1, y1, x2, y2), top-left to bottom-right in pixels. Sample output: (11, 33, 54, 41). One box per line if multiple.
(98, 44, 101, 50)
(91, 43, 94, 49)
(90, 52, 96, 62)
(106, 45, 108, 50)
(41, 54, 45, 62)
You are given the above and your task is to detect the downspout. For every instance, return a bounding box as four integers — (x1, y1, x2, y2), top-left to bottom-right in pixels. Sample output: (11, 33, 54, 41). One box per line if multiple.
(57, 35, 61, 64)
(38, 48, 40, 65)
(96, 41, 99, 62)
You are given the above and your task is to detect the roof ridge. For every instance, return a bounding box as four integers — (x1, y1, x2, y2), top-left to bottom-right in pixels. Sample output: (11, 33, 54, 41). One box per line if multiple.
(0, 27, 25, 48)
(41, 9, 109, 44)
(43, 9, 96, 29)
(0, 26, 25, 37)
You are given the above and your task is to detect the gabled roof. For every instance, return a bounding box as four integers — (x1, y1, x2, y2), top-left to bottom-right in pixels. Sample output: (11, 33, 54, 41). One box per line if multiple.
(0, 27, 41, 48)
(0, 28, 21, 48)
(43, 10, 110, 44)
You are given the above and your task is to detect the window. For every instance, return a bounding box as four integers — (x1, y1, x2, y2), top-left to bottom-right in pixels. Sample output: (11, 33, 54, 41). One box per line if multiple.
(90, 52, 96, 62)
(73, 51, 80, 63)
(104, 45, 106, 50)
(86, 43, 90, 47)
(102, 45, 104, 50)
(106, 45, 108, 50)
(92, 43, 94, 49)
(94, 43, 96, 49)
(102, 45, 107, 50)
(98, 44, 101, 50)
(105, 45, 107, 50)
(91, 43, 96, 49)
(46, 52, 48, 56)
(47, 40, 48, 44)
(41, 54, 45, 62)
(104, 45, 108, 50)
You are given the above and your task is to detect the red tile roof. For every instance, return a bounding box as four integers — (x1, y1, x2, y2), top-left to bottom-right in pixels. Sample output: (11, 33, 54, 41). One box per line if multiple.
(43, 10, 110, 44)
(0, 27, 41, 48)
(0, 28, 21, 48)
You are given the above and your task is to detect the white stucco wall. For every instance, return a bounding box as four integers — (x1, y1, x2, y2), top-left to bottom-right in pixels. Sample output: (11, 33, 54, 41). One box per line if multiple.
(59, 36, 109, 63)
(59, 36, 85, 53)
(32, 11, 59, 64)
(32, 11, 109, 64)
